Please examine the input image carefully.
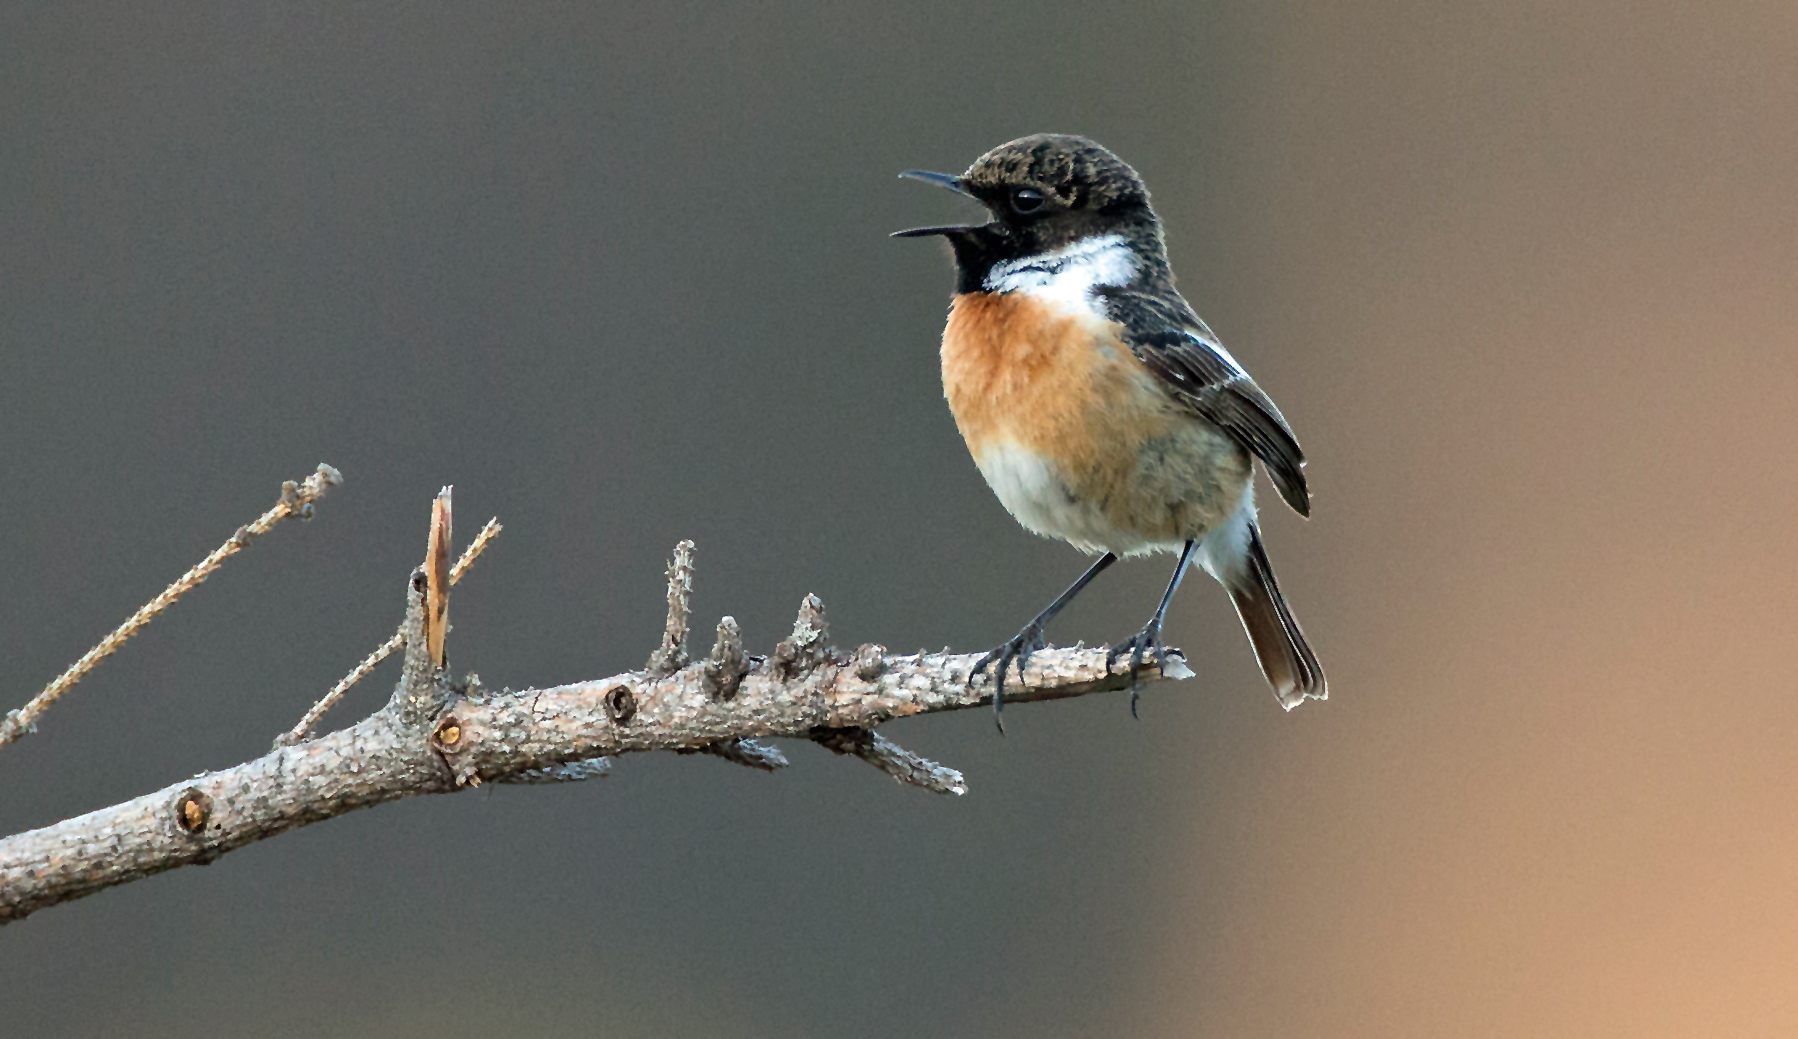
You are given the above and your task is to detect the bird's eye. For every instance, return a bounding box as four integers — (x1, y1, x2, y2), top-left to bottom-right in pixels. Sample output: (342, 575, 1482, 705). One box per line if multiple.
(1010, 187, 1046, 214)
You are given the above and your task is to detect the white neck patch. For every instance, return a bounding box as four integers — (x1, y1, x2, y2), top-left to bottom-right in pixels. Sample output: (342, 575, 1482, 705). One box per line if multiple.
(983, 234, 1137, 314)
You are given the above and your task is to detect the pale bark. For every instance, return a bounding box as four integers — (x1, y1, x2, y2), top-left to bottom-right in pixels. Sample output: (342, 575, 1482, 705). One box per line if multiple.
(0, 479, 1192, 925)
(0, 635, 1182, 923)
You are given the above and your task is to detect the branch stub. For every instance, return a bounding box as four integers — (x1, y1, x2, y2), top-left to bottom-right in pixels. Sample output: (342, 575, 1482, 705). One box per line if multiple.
(773, 594, 830, 678)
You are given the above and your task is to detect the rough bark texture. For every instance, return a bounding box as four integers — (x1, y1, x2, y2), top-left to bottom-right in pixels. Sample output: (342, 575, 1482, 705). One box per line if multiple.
(0, 644, 1179, 923)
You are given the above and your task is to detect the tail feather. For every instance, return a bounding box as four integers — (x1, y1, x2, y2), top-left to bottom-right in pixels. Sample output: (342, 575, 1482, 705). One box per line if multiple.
(1225, 523, 1326, 709)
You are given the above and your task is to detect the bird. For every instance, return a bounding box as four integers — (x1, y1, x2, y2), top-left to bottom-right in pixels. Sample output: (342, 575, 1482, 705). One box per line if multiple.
(894, 133, 1326, 723)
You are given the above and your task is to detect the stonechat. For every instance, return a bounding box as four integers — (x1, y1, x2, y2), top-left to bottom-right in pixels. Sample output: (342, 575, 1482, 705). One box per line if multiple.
(896, 134, 1326, 721)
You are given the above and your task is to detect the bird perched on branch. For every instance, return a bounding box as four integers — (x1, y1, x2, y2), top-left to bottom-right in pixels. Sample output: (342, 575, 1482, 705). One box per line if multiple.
(895, 134, 1326, 722)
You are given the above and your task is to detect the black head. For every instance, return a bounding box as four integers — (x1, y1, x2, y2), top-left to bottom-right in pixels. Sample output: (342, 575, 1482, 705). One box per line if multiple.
(895, 134, 1166, 292)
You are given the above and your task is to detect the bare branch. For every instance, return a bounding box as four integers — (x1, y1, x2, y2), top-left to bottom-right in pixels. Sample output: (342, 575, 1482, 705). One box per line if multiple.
(645, 540, 696, 675)
(274, 518, 501, 748)
(0, 463, 342, 748)
(2, 504, 1188, 924)
(0, 641, 1183, 922)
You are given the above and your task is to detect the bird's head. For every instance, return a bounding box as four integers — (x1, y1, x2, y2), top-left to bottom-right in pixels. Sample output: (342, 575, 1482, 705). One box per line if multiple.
(894, 134, 1162, 293)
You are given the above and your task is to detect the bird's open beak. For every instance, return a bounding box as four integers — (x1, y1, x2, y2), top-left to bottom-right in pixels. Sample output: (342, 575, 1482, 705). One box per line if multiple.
(893, 169, 979, 237)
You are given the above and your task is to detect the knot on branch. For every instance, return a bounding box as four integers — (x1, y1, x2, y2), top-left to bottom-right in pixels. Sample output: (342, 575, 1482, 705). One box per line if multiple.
(852, 643, 887, 681)
(603, 685, 636, 725)
(702, 617, 749, 701)
(173, 789, 213, 835)
(772, 594, 830, 678)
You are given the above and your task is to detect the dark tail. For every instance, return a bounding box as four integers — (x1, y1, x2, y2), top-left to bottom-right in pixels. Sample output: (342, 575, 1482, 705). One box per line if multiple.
(1225, 522, 1326, 709)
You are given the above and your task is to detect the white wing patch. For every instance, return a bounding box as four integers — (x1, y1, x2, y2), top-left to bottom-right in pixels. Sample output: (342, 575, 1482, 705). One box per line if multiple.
(1181, 328, 1248, 378)
(984, 234, 1137, 315)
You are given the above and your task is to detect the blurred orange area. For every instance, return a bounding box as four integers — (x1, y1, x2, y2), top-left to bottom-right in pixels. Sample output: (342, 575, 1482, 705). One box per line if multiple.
(1134, 2, 1798, 1034)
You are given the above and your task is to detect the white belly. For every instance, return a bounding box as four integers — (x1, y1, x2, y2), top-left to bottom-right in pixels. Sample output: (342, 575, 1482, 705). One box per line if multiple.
(974, 441, 1160, 556)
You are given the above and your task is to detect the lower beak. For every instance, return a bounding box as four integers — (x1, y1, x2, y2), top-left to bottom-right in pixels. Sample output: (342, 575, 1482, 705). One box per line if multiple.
(890, 224, 976, 238)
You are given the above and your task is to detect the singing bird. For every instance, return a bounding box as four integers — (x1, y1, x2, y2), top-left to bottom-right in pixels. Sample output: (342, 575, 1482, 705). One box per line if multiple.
(895, 134, 1326, 720)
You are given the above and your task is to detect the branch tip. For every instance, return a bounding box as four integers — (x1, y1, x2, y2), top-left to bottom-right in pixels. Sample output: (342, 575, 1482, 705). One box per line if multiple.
(815, 728, 967, 796)
(2, 462, 344, 749)
(449, 518, 502, 583)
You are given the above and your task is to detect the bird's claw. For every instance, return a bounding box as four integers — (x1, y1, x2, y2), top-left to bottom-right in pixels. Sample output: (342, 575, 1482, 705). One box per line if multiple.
(1107, 623, 1171, 717)
(969, 623, 1049, 730)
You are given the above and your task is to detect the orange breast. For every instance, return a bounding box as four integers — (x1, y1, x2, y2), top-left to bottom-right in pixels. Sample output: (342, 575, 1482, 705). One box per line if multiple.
(941, 291, 1167, 473)
(940, 291, 1253, 548)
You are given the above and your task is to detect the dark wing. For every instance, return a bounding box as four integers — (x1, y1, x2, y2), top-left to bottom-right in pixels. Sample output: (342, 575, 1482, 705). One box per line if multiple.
(1107, 292, 1311, 516)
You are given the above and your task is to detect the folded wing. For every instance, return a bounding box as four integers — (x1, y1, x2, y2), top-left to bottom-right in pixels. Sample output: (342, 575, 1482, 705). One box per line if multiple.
(1107, 291, 1310, 517)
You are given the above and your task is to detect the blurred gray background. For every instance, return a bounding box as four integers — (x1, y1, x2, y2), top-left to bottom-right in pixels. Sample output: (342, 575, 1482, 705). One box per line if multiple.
(4, 2, 1796, 1036)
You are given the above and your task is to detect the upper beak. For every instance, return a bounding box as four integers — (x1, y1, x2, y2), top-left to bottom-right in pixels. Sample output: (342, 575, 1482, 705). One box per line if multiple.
(893, 169, 979, 238)
(898, 169, 971, 195)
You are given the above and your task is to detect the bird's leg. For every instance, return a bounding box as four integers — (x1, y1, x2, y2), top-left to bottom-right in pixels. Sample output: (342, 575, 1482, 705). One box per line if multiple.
(1108, 539, 1198, 716)
(971, 552, 1117, 729)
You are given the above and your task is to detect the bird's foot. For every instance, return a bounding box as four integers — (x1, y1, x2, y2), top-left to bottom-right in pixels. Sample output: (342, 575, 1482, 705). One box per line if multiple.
(1107, 621, 1174, 717)
(969, 621, 1051, 731)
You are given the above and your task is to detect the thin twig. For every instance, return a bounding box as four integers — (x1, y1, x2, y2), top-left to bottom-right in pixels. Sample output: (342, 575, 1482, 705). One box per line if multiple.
(274, 517, 501, 747)
(449, 517, 501, 583)
(0, 464, 343, 748)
